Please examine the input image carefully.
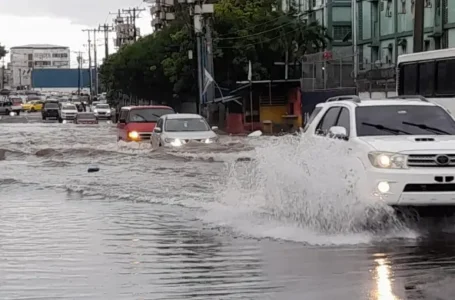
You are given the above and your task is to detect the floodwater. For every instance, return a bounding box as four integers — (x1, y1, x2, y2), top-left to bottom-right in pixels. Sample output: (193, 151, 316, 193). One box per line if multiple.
(1, 113, 455, 300)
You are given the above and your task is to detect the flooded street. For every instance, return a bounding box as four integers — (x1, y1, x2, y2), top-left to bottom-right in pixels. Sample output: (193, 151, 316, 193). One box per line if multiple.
(1, 113, 455, 300)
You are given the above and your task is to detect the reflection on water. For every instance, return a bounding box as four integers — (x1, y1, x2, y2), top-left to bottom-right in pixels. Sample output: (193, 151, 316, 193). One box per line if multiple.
(374, 256, 399, 300)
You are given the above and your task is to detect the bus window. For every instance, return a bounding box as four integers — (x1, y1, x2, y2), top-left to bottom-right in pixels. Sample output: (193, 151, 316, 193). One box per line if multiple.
(436, 59, 455, 96)
(400, 64, 418, 95)
(418, 62, 435, 96)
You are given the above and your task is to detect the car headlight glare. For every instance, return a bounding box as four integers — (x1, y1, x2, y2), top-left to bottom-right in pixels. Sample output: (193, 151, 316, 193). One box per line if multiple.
(368, 152, 407, 169)
(128, 131, 139, 139)
(165, 138, 183, 146)
(204, 137, 218, 144)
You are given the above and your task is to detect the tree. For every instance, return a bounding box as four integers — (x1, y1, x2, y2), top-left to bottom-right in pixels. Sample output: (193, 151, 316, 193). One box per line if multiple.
(99, 0, 331, 104)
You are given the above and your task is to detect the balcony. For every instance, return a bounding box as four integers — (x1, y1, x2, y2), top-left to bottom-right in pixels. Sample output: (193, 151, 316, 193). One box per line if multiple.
(151, 18, 163, 27)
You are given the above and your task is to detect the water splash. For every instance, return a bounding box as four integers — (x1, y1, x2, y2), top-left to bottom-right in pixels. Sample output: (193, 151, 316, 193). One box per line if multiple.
(203, 133, 411, 245)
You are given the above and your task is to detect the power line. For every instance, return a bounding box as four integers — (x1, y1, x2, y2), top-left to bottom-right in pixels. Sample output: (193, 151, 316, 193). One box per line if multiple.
(98, 24, 115, 60)
(122, 7, 146, 41)
(216, 28, 300, 49)
(216, 20, 298, 41)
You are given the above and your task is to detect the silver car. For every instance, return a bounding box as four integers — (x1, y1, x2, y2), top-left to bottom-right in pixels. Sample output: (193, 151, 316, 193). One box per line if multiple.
(150, 113, 219, 148)
(93, 104, 111, 119)
(59, 103, 78, 122)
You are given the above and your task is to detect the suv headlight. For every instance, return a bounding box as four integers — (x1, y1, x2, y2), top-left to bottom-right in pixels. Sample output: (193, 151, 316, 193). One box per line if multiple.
(368, 151, 408, 169)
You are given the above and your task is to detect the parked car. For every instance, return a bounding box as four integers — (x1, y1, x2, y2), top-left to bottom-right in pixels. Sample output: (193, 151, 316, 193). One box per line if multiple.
(41, 101, 60, 120)
(58, 103, 78, 122)
(117, 105, 175, 142)
(93, 104, 111, 119)
(0, 101, 12, 115)
(151, 113, 219, 148)
(9, 97, 23, 115)
(75, 112, 98, 124)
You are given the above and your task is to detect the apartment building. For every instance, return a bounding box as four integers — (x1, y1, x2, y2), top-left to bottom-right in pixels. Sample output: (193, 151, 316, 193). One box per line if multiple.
(293, 0, 354, 56)
(10, 44, 70, 89)
(357, 0, 452, 69)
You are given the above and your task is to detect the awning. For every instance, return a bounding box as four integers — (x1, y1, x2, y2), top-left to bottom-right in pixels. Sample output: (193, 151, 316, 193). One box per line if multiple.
(208, 95, 242, 105)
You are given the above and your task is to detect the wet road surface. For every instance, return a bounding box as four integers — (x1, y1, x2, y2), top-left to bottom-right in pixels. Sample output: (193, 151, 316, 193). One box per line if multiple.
(1, 112, 455, 299)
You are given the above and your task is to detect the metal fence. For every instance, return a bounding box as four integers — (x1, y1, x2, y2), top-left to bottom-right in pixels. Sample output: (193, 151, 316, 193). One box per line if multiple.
(356, 62, 396, 95)
(300, 49, 356, 91)
(300, 50, 397, 95)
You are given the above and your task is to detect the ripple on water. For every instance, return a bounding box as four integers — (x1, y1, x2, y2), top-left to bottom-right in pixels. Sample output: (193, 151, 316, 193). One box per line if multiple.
(0, 188, 279, 300)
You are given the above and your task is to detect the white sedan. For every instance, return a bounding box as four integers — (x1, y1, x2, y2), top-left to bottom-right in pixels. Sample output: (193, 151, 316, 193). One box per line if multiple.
(150, 113, 219, 148)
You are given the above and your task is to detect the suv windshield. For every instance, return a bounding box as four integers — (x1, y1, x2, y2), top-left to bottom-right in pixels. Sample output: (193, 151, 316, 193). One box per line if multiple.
(96, 104, 109, 109)
(45, 102, 59, 109)
(165, 118, 209, 132)
(128, 108, 174, 122)
(356, 105, 455, 136)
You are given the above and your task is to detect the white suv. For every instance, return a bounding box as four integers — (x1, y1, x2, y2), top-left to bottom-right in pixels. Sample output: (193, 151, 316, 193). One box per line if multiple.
(303, 95, 455, 215)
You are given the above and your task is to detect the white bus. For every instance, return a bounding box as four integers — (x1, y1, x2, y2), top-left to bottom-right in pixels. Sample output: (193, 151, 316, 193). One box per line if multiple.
(397, 48, 455, 112)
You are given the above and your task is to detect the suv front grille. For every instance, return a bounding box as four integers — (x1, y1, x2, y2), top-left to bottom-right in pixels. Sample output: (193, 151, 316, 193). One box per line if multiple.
(407, 154, 455, 167)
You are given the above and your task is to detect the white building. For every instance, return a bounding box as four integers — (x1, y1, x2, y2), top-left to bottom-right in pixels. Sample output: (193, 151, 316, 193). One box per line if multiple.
(10, 44, 70, 89)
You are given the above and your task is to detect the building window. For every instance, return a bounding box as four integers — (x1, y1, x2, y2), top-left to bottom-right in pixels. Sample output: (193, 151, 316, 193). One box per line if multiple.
(52, 53, 68, 58)
(28, 54, 33, 60)
(52, 61, 68, 67)
(28, 62, 33, 68)
(34, 61, 51, 67)
(333, 25, 351, 41)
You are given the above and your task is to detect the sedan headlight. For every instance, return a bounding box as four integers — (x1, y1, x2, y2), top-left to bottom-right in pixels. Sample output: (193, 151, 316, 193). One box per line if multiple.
(368, 151, 407, 169)
(204, 137, 218, 144)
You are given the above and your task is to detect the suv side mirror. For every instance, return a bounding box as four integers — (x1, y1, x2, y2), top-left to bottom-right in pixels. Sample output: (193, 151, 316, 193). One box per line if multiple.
(328, 126, 348, 140)
(211, 126, 218, 131)
(154, 127, 162, 133)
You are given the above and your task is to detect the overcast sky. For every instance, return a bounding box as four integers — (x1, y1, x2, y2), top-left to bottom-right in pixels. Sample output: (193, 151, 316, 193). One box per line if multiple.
(0, 0, 153, 67)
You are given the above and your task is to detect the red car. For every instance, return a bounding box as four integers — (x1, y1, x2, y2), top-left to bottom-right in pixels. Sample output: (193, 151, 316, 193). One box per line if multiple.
(117, 105, 175, 141)
(75, 112, 98, 124)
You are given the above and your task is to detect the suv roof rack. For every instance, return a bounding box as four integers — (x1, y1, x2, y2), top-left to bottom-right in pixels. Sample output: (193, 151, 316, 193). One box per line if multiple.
(325, 95, 361, 103)
(386, 95, 429, 102)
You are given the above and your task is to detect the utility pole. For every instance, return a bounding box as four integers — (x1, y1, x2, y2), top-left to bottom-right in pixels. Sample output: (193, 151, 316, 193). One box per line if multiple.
(351, 0, 358, 81)
(194, 13, 204, 114)
(93, 30, 98, 95)
(98, 24, 114, 60)
(413, 0, 425, 53)
(1, 58, 5, 90)
(191, 2, 214, 115)
(122, 7, 146, 42)
(77, 52, 82, 95)
(82, 29, 93, 95)
(205, 17, 215, 108)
